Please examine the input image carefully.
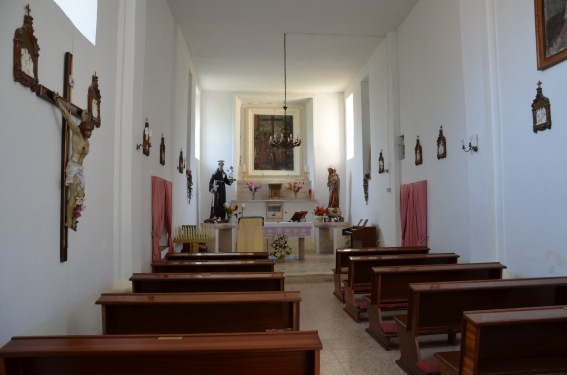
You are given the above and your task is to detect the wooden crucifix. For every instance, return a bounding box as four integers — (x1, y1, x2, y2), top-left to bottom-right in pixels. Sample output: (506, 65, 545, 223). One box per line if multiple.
(36, 56, 101, 262)
(14, 6, 101, 262)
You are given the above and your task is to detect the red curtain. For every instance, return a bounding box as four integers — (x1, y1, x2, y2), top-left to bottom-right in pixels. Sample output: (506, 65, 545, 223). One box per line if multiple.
(152, 176, 174, 261)
(400, 180, 427, 246)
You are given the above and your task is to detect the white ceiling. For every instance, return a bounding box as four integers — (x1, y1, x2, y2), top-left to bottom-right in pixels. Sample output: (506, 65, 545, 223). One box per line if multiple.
(167, 0, 418, 100)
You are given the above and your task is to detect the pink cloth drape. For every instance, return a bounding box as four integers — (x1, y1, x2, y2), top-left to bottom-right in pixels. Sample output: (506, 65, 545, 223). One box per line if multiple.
(152, 176, 174, 261)
(400, 180, 427, 247)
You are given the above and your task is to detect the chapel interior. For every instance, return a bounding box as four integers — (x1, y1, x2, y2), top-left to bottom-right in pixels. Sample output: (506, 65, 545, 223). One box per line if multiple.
(1, 0, 567, 374)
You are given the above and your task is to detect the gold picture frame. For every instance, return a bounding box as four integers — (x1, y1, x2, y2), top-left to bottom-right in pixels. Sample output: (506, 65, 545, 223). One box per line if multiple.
(266, 201, 284, 220)
(535, 0, 567, 70)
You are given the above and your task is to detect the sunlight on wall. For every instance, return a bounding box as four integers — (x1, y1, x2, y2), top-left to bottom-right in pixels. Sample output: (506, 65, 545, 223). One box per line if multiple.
(346, 93, 354, 160)
(53, 0, 97, 45)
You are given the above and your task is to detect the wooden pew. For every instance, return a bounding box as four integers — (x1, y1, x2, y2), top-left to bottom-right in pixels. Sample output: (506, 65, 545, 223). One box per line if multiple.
(0, 331, 323, 375)
(333, 247, 430, 302)
(365, 262, 506, 350)
(434, 306, 567, 375)
(96, 291, 301, 334)
(394, 276, 567, 375)
(165, 251, 269, 261)
(343, 253, 459, 322)
(151, 259, 275, 273)
(130, 271, 285, 293)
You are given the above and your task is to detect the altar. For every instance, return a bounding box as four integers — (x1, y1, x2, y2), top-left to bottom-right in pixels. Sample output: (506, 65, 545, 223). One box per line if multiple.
(263, 222, 313, 260)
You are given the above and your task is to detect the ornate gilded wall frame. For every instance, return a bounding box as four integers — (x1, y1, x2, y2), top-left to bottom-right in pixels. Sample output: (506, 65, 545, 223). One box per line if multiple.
(415, 136, 423, 166)
(531, 81, 551, 133)
(13, 4, 40, 92)
(437, 126, 447, 159)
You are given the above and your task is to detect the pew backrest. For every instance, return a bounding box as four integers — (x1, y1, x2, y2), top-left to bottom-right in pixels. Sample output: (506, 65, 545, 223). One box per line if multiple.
(165, 252, 269, 261)
(0, 331, 322, 375)
(96, 291, 301, 334)
(407, 276, 567, 334)
(438, 306, 567, 375)
(130, 272, 285, 293)
(334, 247, 430, 273)
(370, 262, 506, 305)
(346, 253, 459, 288)
(151, 259, 275, 273)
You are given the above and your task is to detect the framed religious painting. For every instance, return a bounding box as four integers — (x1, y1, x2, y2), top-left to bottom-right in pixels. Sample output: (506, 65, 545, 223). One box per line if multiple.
(266, 201, 284, 220)
(437, 126, 447, 159)
(88, 74, 102, 127)
(415, 136, 423, 166)
(535, 0, 567, 70)
(245, 106, 303, 177)
(13, 5, 40, 92)
(160, 135, 166, 165)
(531, 81, 552, 133)
(378, 150, 386, 174)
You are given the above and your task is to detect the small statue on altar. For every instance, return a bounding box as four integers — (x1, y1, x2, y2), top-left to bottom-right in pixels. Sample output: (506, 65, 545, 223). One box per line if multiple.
(209, 160, 235, 219)
(327, 166, 340, 208)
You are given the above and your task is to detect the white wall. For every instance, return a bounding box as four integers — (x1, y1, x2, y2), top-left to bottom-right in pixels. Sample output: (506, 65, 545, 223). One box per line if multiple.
(0, 0, 120, 344)
(492, 0, 567, 277)
(0, 0, 201, 345)
(346, 0, 567, 276)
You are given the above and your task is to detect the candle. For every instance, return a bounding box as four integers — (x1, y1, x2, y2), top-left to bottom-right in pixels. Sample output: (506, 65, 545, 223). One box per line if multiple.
(242, 203, 246, 209)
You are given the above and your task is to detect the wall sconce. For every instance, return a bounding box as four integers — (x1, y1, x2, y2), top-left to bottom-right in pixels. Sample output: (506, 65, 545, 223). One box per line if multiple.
(136, 119, 152, 156)
(178, 148, 186, 173)
(460, 134, 478, 153)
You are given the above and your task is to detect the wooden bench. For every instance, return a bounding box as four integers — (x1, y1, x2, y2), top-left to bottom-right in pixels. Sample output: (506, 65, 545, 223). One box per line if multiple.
(343, 253, 459, 322)
(333, 247, 430, 302)
(434, 306, 567, 375)
(364, 262, 506, 350)
(0, 330, 322, 375)
(394, 276, 567, 375)
(96, 291, 301, 334)
(164, 252, 269, 261)
(130, 271, 285, 293)
(151, 259, 275, 273)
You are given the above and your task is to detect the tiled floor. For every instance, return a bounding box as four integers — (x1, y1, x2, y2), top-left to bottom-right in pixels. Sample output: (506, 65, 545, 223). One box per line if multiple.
(276, 254, 459, 375)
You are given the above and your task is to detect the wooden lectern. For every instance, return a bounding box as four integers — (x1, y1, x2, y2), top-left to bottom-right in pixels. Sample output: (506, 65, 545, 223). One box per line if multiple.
(342, 220, 377, 248)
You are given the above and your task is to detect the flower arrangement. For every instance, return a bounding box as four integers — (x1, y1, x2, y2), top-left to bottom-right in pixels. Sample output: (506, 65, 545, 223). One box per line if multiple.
(246, 182, 263, 192)
(223, 203, 239, 216)
(288, 181, 303, 193)
(204, 217, 221, 223)
(270, 234, 292, 259)
(313, 206, 327, 217)
(186, 169, 193, 204)
(363, 172, 370, 205)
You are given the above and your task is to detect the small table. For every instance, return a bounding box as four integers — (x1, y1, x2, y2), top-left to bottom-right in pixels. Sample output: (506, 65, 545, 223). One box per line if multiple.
(313, 222, 350, 254)
(213, 223, 236, 252)
(263, 222, 313, 260)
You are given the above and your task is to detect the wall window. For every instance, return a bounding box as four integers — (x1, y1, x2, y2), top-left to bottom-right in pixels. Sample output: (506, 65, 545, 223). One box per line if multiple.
(346, 93, 354, 160)
(53, 0, 97, 45)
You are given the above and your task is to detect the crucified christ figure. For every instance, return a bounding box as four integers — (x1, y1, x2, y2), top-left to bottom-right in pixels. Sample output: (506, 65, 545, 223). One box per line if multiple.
(54, 94, 94, 231)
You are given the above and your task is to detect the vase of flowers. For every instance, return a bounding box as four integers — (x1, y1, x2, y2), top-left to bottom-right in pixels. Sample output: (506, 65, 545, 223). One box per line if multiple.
(288, 181, 303, 199)
(223, 203, 239, 223)
(270, 234, 292, 261)
(246, 182, 263, 200)
(313, 206, 327, 222)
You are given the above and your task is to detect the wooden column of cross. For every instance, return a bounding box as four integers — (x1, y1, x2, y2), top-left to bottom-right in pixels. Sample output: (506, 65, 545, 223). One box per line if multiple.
(36, 52, 79, 262)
